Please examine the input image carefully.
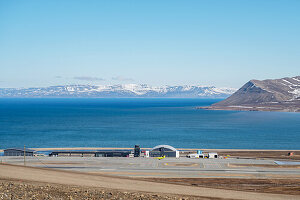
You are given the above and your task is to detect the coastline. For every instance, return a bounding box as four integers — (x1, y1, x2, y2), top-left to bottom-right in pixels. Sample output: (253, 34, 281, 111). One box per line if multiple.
(2, 147, 300, 152)
(197, 106, 300, 112)
(2, 148, 300, 161)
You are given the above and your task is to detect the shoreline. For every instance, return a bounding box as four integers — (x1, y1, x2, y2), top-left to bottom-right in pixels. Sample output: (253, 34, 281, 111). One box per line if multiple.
(2, 148, 299, 161)
(1, 147, 300, 152)
(197, 106, 300, 113)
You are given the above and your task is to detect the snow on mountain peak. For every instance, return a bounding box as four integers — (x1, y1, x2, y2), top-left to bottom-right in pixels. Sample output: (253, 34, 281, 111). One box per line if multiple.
(0, 84, 237, 98)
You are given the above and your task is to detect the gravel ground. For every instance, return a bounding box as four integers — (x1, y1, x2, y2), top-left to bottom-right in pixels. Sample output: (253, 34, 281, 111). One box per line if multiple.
(0, 179, 227, 200)
(143, 178, 300, 195)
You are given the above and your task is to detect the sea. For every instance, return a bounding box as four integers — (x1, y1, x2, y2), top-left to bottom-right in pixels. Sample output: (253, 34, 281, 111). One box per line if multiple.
(0, 98, 300, 150)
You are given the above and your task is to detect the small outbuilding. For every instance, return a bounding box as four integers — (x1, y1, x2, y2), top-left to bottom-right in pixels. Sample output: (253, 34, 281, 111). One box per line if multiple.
(208, 152, 218, 159)
(187, 153, 204, 158)
(4, 148, 34, 156)
(150, 145, 179, 158)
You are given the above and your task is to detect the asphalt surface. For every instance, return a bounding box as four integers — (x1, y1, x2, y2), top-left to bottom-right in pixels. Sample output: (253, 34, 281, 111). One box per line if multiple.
(1, 156, 300, 178)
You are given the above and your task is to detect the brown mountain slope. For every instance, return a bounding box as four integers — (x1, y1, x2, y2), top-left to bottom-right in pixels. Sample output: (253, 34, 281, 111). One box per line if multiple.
(201, 76, 300, 112)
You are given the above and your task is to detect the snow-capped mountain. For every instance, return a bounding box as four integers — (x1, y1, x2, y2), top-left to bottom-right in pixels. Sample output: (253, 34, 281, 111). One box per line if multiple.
(203, 76, 300, 112)
(0, 84, 236, 98)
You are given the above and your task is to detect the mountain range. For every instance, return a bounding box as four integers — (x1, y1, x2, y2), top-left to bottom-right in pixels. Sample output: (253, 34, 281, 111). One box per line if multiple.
(200, 76, 300, 112)
(0, 84, 236, 98)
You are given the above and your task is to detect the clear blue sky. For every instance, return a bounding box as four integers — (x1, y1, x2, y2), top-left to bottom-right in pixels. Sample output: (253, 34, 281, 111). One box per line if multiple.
(0, 0, 299, 88)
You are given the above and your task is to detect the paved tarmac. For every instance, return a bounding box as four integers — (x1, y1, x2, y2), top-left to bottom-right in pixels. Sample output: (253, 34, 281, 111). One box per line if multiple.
(1, 156, 300, 178)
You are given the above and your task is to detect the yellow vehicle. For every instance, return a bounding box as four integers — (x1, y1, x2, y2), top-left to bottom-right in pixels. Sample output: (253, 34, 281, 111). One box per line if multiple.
(154, 155, 165, 160)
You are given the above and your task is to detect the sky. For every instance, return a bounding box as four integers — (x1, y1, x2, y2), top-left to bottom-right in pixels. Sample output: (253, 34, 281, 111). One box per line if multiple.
(0, 0, 299, 88)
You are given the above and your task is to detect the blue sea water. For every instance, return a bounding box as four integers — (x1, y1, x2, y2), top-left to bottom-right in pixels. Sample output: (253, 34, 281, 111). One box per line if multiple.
(0, 98, 300, 150)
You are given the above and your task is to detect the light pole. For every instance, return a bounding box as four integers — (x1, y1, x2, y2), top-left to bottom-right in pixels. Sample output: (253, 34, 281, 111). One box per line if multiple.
(24, 145, 26, 166)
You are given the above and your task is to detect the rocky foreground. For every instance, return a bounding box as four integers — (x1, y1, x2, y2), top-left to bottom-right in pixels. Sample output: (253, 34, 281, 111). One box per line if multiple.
(0, 179, 219, 200)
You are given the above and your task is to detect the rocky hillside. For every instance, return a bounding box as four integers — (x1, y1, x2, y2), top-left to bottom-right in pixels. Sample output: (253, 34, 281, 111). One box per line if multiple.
(0, 84, 236, 98)
(201, 76, 300, 112)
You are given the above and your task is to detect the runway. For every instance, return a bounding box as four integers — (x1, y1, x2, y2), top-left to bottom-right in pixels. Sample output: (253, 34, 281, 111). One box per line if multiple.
(1, 156, 300, 178)
(0, 163, 299, 200)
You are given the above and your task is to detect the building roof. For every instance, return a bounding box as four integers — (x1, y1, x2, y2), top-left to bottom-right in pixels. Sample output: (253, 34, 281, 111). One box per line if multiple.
(49, 150, 130, 154)
(4, 148, 35, 153)
(151, 145, 178, 152)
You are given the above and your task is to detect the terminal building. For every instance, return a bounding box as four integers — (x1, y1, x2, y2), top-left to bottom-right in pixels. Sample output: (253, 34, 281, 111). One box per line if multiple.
(3, 144, 180, 158)
(4, 148, 35, 156)
(49, 150, 131, 157)
(149, 145, 179, 158)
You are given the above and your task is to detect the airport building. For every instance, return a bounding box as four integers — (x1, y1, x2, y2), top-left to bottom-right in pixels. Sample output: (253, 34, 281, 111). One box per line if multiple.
(150, 145, 179, 158)
(95, 151, 131, 157)
(4, 148, 35, 156)
(49, 150, 131, 157)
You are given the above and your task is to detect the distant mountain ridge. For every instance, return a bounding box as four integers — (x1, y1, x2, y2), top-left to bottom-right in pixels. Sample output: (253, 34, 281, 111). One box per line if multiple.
(201, 76, 300, 112)
(0, 84, 236, 98)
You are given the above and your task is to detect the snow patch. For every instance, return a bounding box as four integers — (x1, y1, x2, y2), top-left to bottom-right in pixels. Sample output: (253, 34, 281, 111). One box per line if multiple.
(0, 84, 237, 98)
(290, 89, 300, 98)
(228, 106, 253, 108)
(292, 77, 300, 82)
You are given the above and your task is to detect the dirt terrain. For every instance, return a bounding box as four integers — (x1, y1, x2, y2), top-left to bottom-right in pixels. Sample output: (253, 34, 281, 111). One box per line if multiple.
(217, 150, 300, 160)
(144, 178, 300, 195)
(0, 178, 215, 200)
